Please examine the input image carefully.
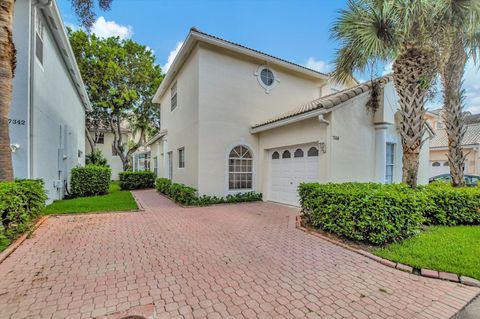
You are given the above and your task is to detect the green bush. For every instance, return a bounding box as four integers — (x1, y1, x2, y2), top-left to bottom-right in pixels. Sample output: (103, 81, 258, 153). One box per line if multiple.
(0, 179, 47, 249)
(70, 165, 111, 198)
(421, 182, 480, 225)
(155, 178, 262, 206)
(119, 171, 156, 190)
(85, 149, 108, 166)
(299, 183, 426, 245)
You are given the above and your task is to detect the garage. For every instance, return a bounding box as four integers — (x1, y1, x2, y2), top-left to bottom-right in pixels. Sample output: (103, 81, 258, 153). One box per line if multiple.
(268, 143, 320, 206)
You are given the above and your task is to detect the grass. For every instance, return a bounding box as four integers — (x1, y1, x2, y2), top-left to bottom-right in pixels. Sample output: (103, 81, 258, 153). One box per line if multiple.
(42, 182, 138, 215)
(374, 226, 480, 280)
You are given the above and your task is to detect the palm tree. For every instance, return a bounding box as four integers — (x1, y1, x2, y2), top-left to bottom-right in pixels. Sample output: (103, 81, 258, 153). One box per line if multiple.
(331, 0, 438, 188)
(436, 0, 480, 187)
(0, 0, 112, 181)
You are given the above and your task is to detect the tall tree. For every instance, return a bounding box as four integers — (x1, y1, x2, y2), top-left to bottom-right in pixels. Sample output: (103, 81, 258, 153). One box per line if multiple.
(69, 30, 163, 171)
(332, 0, 438, 188)
(436, 0, 480, 187)
(0, 0, 112, 181)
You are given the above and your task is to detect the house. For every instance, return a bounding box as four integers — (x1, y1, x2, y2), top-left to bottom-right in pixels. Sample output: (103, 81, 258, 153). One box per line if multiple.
(86, 123, 133, 180)
(9, 0, 91, 202)
(132, 130, 166, 176)
(427, 109, 480, 177)
(148, 28, 431, 206)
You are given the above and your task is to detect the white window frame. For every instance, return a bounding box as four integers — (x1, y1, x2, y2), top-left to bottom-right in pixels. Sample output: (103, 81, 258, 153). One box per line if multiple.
(171, 81, 177, 111)
(226, 144, 254, 192)
(153, 156, 158, 176)
(167, 151, 173, 179)
(385, 143, 395, 184)
(178, 147, 185, 169)
(254, 65, 279, 93)
(35, 8, 45, 67)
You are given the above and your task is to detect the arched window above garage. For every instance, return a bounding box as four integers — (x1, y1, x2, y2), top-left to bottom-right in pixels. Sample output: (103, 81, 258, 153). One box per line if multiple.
(282, 150, 291, 159)
(272, 151, 280, 160)
(307, 147, 319, 157)
(294, 149, 304, 158)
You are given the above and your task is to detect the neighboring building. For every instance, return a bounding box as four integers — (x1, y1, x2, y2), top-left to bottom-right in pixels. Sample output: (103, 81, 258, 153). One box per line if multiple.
(427, 109, 480, 177)
(9, 0, 91, 202)
(86, 124, 133, 180)
(147, 28, 431, 206)
(132, 130, 166, 176)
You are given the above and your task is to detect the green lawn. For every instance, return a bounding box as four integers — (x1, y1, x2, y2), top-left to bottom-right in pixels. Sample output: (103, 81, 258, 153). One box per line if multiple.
(42, 182, 138, 215)
(374, 226, 480, 280)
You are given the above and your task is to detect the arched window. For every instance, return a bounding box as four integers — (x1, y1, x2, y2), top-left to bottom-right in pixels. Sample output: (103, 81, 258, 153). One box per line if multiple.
(271, 151, 280, 160)
(229, 146, 253, 190)
(307, 147, 319, 157)
(432, 162, 441, 167)
(282, 150, 291, 159)
(294, 149, 304, 158)
(443, 162, 449, 166)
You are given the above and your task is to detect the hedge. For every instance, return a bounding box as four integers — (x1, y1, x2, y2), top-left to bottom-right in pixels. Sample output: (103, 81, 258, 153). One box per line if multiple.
(155, 178, 262, 206)
(299, 183, 426, 245)
(0, 179, 47, 249)
(119, 171, 156, 190)
(70, 165, 111, 198)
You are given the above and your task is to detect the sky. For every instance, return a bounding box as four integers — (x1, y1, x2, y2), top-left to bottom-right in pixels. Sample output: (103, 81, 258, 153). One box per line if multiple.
(57, 0, 480, 113)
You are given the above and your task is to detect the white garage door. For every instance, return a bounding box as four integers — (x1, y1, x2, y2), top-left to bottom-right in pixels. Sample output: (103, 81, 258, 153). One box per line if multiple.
(268, 144, 320, 206)
(430, 160, 468, 177)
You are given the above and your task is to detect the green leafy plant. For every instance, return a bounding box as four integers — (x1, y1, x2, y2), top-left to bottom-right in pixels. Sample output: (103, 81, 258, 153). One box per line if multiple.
(119, 171, 156, 190)
(70, 165, 111, 198)
(85, 149, 109, 167)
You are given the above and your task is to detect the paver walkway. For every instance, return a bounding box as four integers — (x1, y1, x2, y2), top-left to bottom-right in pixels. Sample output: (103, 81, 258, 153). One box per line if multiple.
(0, 189, 478, 319)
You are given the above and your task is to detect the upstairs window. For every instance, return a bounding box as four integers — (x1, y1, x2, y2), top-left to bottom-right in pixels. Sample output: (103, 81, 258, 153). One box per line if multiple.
(171, 81, 177, 111)
(35, 9, 45, 65)
(95, 132, 104, 144)
(178, 147, 185, 168)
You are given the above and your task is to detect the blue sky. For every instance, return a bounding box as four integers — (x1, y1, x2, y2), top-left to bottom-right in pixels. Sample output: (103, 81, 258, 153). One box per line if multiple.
(58, 0, 480, 113)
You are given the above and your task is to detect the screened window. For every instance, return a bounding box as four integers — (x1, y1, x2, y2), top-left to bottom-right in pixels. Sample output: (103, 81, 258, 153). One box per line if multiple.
(307, 147, 319, 157)
(385, 143, 395, 184)
(178, 147, 185, 168)
(35, 10, 44, 65)
(171, 81, 177, 111)
(282, 150, 291, 159)
(294, 149, 304, 158)
(272, 151, 280, 160)
(228, 146, 253, 190)
(432, 162, 441, 167)
(95, 132, 104, 144)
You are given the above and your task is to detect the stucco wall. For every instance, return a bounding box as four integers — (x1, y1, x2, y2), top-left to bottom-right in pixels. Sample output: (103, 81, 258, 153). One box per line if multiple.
(430, 147, 479, 176)
(196, 44, 327, 196)
(86, 132, 128, 180)
(31, 7, 86, 202)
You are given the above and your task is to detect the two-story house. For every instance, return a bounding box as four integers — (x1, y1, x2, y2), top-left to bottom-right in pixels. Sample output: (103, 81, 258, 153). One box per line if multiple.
(151, 28, 431, 206)
(10, 0, 91, 202)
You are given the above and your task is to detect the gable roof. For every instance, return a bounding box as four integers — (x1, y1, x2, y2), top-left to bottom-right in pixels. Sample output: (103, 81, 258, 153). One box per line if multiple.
(431, 124, 480, 148)
(152, 28, 330, 103)
(251, 75, 393, 132)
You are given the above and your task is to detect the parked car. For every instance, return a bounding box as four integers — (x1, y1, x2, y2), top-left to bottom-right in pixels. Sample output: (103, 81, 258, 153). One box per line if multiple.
(429, 174, 480, 186)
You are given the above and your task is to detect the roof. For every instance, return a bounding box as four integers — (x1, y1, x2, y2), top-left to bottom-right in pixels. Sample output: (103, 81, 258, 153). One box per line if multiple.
(152, 28, 330, 103)
(251, 75, 393, 131)
(145, 129, 167, 146)
(465, 113, 480, 125)
(38, 0, 91, 111)
(431, 124, 480, 148)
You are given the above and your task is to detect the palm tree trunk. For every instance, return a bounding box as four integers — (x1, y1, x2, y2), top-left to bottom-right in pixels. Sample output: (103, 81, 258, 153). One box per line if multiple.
(0, 0, 16, 181)
(440, 38, 467, 187)
(393, 44, 436, 188)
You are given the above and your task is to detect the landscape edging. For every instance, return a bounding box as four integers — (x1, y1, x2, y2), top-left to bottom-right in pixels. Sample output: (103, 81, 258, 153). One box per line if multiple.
(295, 215, 480, 288)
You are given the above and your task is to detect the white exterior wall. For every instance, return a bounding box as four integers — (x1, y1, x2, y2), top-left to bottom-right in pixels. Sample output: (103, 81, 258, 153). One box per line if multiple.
(197, 44, 326, 196)
(86, 132, 128, 180)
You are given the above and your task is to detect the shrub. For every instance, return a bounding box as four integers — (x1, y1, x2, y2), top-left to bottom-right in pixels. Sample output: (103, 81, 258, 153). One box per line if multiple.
(70, 165, 111, 198)
(0, 180, 47, 249)
(85, 149, 108, 166)
(155, 178, 262, 206)
(421, 182, 480, 225)
(119, 171, 156, 190)
(299, 183, 426, 245)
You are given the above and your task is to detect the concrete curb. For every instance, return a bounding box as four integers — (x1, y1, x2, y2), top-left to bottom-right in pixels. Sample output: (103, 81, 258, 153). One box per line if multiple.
(0, 215, 49, 265)
(295, 215, 480, 288)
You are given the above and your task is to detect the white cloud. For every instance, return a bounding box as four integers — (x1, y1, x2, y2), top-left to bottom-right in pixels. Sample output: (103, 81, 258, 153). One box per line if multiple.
(304, 57, 332, 73)
(162, 42, 184, 73)
(382, 61, 393, 75)
(91, 16, 133, 39)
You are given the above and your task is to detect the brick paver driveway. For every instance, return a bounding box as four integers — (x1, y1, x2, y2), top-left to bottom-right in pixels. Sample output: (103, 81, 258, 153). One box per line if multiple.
(0, 190, 478, 319)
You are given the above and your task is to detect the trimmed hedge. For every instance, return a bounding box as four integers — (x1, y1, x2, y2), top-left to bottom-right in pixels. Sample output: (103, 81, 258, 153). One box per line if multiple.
(299, 183, 426, 245)
(0, 179, 47, 249)
(70, 165, 111, 198)
(119, 171, 156, 190)
(155, 178, 262, 206)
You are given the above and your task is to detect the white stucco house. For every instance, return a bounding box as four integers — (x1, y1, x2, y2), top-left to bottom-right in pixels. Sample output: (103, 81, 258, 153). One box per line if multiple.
(150, 28, 431, 206)
(9, 0, 90, 202)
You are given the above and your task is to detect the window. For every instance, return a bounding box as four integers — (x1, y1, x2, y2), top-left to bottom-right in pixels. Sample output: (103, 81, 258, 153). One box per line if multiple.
(178, 147, 185, 168)
(35, 9, 44, 65)
(294, 149, 304, 158)
(432, 162, 441, 167)
(228, 146, 253, 190)
(171, 81, 177, 111)
(443, 161, 449, 166)
(95, 132, 104, 144)
(260, 68, 274, 86)
(271, 151, 280, 160)
(167, 152, 173, 179)
(385, 143, 395, 184)
(307, 147, 319, 157)
(282, 150, 291, 159)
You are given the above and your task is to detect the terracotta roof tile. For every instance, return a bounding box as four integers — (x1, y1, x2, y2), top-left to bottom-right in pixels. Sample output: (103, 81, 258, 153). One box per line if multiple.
(431, 124, 480, 148)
